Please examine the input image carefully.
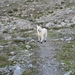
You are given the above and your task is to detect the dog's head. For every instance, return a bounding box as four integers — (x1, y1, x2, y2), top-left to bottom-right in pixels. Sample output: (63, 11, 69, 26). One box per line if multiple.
(37, 25, 42, 32)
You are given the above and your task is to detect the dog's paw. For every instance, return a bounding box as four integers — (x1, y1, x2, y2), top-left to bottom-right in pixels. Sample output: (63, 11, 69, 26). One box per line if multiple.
(41, 42, 42, 44)
(44, 40, 46, 42)
(38, 40, 39, 42)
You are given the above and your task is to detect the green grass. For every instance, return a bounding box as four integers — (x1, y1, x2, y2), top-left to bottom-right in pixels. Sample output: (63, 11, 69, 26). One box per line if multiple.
(71, 72, 75, 75)
(33, 10, 53, 19)
(22, 68, 38, 75)
(70, 24, 75, 28)
(0, 40, 9, 45)
(0, 55, 13, 67)
(57, 41, 75, 71)
(48, 30, 63, 39)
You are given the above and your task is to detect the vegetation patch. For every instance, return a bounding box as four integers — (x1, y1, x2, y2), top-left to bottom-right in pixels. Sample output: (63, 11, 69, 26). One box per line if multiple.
(22, 68, 38, 75)
(57, 41, 75, 71)
(70, 24, 75, 28)
(0, 55, 13, 67)
(22, 50, 39, 75)
(3, 30, 8, 33)
(33, 10, 53, 19)
(0, 40, 9, 45)
(48, 30, 63, 39)
(66, 2, 75, 8)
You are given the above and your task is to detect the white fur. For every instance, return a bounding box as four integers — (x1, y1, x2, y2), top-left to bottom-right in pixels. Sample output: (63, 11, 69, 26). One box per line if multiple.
(37, 25, 47, 43)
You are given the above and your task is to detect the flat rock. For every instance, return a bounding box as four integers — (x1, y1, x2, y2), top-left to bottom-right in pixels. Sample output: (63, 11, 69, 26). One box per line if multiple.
(13, 36, 26, 42)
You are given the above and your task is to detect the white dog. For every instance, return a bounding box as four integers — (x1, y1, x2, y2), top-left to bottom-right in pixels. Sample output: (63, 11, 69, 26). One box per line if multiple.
(37, 25, 47, 43)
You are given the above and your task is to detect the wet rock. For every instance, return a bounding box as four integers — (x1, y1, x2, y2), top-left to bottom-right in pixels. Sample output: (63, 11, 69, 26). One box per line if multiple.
(13, 36, 26, 42)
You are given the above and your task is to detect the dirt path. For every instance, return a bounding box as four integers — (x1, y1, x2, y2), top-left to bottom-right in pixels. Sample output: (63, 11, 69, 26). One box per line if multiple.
(37, 36, 65, 75)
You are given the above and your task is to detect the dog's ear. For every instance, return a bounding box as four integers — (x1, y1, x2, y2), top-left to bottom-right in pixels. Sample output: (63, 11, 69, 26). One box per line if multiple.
(37, 25, 38, 27)
(39, 24, 42, 27)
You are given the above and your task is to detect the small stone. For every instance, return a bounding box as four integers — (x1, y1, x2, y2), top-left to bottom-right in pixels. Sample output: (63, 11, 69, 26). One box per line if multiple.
(28, 64, 33, 68)
(8, 56, 16, 61)
(10, 52, 15, 56)
(61, 22, 66, 27)
(26, 45, 31, 49)
(7, 4, 10, 6)
(0, 45, 3, 51)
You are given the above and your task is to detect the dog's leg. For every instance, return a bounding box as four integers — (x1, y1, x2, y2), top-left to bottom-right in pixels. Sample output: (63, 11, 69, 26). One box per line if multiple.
(38, 36, 40, 42)
(44, 32, 47, 42)
(41, 35, 43, 43)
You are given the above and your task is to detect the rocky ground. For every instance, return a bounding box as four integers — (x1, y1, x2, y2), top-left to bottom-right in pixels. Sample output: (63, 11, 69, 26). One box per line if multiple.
(0, 0, 75, 75)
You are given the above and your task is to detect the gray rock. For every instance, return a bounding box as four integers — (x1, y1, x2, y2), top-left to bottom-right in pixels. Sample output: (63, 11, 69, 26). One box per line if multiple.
(72, 16, 75, 24)
(46, 22, 54, 28)
(0, 45, 3, 51)
(26, 45, 31, 49)
(65, 8, 73, 15)
(65, 37, 72, 41)
(64, 71, 72, 75)
(9, 52, 15, 56)
(13, 66, 23, 75)
(13, 36, 26, 42)
(8, 56, 16, 61)
(0, 66, 15, 75)
(28, 39, 35, 44)
(61, 22, 66, 27)
(28, 64, 33, 68)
